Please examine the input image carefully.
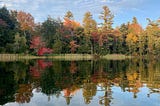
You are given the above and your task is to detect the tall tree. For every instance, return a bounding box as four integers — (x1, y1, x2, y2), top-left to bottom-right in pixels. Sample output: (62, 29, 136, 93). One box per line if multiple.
(17, 11, 35, 35)
(145, 19, 160, 56)
(41, 17, 61, 47)
(99, 5, 114, 30)
(83, 12, 97, 35)
(0, 6, 17, 53)
(64, 11, 74, 20)
(119, 23, 129, 54)
(83, 12, 97, 54)
(17, 11, 35, 49)
(126, 17, 143, 55)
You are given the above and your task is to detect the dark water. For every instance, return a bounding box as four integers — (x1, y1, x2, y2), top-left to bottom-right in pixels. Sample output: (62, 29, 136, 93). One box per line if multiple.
(0, 59, 160, 106)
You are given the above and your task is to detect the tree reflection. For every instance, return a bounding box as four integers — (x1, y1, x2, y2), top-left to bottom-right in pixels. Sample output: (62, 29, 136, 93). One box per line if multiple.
(63, 85, 80, 105)
(125, 70, 142, 98)
(99, 88, 112, 106)
(91, 61, 113, 106)
(30, 59, 53, 78)
(0, 59, 160, 105)
(69, 61, 77, 74)
(83, 81, 96, 104)
(15, 84, 33, 103)
(0, 63, 16, 105)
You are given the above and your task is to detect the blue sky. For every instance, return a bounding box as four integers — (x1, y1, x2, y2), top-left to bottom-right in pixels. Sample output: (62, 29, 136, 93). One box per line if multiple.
(0, 0, 160, 28)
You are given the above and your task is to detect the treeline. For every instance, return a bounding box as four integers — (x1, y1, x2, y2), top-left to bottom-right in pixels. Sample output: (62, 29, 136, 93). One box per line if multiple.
(0, 6, 160, 56)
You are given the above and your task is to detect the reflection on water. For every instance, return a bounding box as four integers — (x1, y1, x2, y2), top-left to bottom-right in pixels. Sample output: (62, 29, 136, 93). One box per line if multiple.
(0, 59, 160, 106)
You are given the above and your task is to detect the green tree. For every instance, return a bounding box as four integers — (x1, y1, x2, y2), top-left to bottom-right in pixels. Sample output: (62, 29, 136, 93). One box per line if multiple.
(41, 17, 61, 48)
(0, 7, 18, 53)
(52, 40, 63, 54)
(14, 33, 27, 53)
(119, 23, 129, 54)
(145, 19, 160, 56)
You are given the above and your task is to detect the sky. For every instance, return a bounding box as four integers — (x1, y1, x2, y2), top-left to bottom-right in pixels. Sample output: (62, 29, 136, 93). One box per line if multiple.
(0, 0, 160, 28)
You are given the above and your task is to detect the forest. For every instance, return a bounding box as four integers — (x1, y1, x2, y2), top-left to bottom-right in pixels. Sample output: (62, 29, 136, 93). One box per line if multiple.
(0, 6, 160, 56)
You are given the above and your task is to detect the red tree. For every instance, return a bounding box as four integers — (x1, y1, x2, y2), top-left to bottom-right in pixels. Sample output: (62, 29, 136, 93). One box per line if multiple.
(30, 36, 53, 55)
(30, 36, 44, 49)
(37, 47, 53, 56)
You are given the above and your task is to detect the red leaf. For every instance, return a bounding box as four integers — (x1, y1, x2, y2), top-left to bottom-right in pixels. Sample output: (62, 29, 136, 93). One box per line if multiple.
(37, 47, 53, 55)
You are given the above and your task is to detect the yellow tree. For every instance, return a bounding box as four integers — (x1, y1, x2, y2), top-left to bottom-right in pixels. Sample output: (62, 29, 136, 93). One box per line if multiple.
(126, 17, 143, 55)
(145, 18, 160, 56)
(83, 11, 97, 36)
(83, 12, 98, 54)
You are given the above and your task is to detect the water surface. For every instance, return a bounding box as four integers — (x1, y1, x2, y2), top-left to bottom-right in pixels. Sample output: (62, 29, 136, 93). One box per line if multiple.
(0, 59, 160, 106)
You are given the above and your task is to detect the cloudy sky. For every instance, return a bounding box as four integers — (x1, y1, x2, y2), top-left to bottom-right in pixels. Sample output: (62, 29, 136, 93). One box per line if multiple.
(0, 0, 160, 28)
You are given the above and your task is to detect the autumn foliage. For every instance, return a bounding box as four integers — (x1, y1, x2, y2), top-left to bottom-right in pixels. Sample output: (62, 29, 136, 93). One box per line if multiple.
(69, 40, 79, 53)
(1, 6, 160, 56)
(30, 36, 53, 55)
(63, 18, 81, 29)
(30, 60, 53, 77)
(37, 47, 53, 56)
(17, 11, 35, 31)
(30, 36, 45, 49)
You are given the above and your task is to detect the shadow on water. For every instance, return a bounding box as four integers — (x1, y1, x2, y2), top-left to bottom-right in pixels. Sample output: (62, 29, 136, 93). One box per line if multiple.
(0, 59, 160, 106)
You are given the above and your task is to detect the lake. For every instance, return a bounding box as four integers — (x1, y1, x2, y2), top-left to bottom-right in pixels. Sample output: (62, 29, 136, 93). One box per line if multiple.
(0, 59, 160, 106)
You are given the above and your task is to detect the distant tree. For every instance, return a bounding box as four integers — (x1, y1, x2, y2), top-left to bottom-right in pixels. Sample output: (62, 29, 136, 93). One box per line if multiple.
(99, 5, 114, 30)
(64, 11, 74, 20)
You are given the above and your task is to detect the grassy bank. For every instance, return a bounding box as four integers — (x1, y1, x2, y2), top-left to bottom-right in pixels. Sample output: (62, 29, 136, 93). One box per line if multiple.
(0, 54, 132, 61)
(0, 54, 46, 61)
(101, 54, 132, 60)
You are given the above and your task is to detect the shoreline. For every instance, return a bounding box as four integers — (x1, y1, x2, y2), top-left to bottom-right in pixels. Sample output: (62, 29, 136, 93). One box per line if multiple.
(0, 54, 132, 61)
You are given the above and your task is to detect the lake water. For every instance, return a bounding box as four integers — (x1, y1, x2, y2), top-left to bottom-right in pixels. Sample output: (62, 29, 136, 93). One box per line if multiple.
(0, 59, 160, 106)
